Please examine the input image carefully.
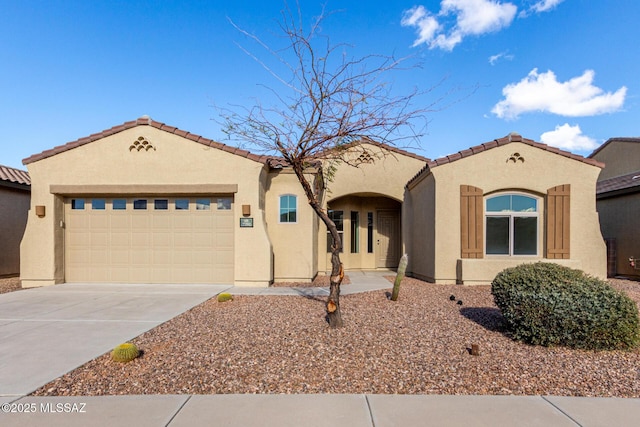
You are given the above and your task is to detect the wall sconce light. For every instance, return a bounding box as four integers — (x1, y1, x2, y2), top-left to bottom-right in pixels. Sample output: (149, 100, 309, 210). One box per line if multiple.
(242, 204, 251, 216)
(35, 205, 46, 218)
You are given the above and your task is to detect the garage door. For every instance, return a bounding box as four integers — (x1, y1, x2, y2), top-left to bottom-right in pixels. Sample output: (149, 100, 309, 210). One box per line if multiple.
(65, 196, 234, 283)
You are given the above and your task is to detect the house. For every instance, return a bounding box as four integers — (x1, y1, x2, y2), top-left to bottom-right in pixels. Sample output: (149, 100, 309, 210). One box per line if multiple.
(589, 137, 640, 279)
(404, 133, 606, 283)
(0, 164, 31, 276)
(19, 118, 606, 287)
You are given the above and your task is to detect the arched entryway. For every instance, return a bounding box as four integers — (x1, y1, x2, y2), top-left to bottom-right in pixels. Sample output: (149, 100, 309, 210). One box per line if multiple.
(321, 193, 402, 272)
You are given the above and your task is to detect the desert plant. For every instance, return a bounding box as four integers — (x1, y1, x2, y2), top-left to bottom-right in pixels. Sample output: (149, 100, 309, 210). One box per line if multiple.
(217, 292, 233, 303)
(111, 342, 139, 363)
(391, 254, 408, 301)
(492, 262, 640, 350)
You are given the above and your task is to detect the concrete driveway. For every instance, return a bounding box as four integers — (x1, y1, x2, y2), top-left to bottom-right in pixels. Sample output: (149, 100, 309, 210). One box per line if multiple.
(0, 283, 230, 396)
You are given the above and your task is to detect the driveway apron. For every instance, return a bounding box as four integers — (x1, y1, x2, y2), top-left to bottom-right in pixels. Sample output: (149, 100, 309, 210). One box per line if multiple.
(0, 283, 229, 396)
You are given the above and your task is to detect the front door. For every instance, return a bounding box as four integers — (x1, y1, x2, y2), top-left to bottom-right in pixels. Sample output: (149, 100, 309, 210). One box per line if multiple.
(376, 210, 400, 268)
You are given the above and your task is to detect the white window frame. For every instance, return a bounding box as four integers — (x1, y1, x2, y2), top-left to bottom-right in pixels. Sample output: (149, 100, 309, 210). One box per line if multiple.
(279, 194, 298, 224)
(485, 193, 539, 257)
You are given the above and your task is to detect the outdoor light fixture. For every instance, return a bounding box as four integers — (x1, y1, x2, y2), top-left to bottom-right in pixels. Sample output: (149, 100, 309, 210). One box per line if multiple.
(35, 205, 46, 218)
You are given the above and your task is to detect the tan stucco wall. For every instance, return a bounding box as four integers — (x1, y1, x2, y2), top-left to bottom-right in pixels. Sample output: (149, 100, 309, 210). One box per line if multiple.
(591, 141, 640, 180)
(265, 169, 319, 282)
(406, 143, 606, 283)
(317, 143, 426, 273)
(597, 192, 640, 279)
(403, 174, 436, 281)
(21, 126, 273, 287)
(0, 186, 30, 276)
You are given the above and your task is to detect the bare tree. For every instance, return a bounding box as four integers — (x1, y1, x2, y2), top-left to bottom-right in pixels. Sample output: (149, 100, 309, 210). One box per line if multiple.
(220, 3, 433, 328)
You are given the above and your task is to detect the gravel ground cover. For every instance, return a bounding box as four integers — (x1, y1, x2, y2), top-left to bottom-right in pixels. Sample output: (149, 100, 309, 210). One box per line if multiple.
(272, 274, 351, 288)
(0, 277, 22, 294)
(32, 277, 640, 397)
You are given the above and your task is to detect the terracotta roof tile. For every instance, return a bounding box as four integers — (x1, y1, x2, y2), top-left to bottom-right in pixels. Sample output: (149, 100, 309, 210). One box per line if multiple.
(22, 117, 271, 166)
(596, 170, 640, 197)
(406, 133, 604, 188)
(589, 137, 640, 158)
(0, 164, 30, 186)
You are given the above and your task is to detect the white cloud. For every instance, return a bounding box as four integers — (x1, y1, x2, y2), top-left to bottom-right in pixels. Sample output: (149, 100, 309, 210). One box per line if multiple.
(540, 124, 599, 152)
(488, 51, 514, 65)
(520, 0, 564, 17)
(492, 68, 627, 119)
(530, 0, 564, 13)
(401, 1, 517, 51)
(401, 6, 441, 47)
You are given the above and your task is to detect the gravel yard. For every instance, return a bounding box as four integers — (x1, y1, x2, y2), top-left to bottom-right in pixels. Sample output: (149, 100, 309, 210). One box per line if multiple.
(272, 274, 351, 287)
(0, 277, 22, 294)
(31, 277, 640, 397)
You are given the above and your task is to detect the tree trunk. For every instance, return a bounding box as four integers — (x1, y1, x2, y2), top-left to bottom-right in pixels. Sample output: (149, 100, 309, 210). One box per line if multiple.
(327, 250, 344, 328)
(289, 160, 344, 328)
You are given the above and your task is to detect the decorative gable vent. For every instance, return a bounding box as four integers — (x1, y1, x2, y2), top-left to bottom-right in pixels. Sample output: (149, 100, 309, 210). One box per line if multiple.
(507, 152, 524, 163)
(356, 150, 374, 164)
(129, 136, 155, 152)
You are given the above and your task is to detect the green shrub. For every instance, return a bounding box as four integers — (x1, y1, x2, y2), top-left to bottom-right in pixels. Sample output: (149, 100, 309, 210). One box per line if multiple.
(491, 262, 640, 350)
(217, 292, 233, 303)
(111, 342, 140, 363)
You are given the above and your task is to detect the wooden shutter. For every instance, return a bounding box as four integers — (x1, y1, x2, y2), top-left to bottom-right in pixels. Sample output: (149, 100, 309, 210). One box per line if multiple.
(546, 184, 570, 259)
(460, 185, 484, 259)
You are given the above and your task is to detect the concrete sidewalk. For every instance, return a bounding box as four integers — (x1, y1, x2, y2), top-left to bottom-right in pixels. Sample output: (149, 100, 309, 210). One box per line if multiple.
(1, 394, 639, 426)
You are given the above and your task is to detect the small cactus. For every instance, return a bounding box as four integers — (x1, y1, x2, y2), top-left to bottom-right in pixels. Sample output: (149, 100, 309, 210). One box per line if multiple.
(391, 254, 408, 301)
(111, 342, 139, 363)
(217, 292, 233, 303)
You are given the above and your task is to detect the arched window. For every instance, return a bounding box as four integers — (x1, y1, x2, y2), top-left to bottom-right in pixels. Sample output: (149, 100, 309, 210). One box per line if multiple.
(279, 195, 297, 223)
(485, 194, 538, 256)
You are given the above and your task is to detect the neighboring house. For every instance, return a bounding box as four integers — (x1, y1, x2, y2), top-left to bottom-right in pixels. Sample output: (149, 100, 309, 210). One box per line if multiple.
(0, 164, 31, 276)
(589, 137, 640, 279)
(20, 118, 606, 287)
(404, 133, 606, 283)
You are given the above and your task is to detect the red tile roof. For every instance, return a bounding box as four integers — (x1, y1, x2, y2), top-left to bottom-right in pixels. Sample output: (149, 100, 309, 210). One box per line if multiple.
(407, 133, 604, 188)
(22, 117, 277, 166)
(589, 137, 640, 159)
(596, 170, 640, 197)
(0, 164, 30, 186)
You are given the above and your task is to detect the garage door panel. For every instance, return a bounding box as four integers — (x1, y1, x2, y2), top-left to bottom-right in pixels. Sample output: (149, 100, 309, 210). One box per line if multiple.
(111, 249, 131, 264)
(65, 196, 234, 283)
(111, 232, 130, 246)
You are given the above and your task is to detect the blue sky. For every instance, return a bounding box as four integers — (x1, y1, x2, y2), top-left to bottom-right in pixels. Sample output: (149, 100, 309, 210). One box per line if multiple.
(1, 0, 638, 169)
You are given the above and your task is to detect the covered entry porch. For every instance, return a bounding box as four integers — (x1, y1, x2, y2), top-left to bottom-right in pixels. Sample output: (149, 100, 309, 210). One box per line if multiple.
(319, 193, 402, 273)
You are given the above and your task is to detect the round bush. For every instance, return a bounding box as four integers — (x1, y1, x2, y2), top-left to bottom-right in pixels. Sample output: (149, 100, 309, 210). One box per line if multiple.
(491, 263, 640, 350)
(217, 292, 233, 303)
(111, 342, 140, 363)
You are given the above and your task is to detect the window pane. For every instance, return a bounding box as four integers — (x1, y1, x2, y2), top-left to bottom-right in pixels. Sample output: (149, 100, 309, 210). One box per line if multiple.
(217, 198, 232, 210)
(350, 211, 359, 253)
(154, 199, 168, 210)
(327, 210, 344, 252)
(196, 199, 210, 210)
(175, 199, 189, 210)
(133, 199, 147, 210)
(329, 210, 343, 231)
(486, 195, 510, 212)
(486, 216, 509, 255)
(113, 199, 126, 210)
(91, 199, 105, 210)
(71, 199, 85, 210)
(512, 195, 537, 212)
(514, 217, 537, 255)
(367, 212, 374, 253)
(279, 195, 296, 222)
